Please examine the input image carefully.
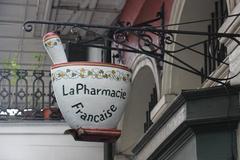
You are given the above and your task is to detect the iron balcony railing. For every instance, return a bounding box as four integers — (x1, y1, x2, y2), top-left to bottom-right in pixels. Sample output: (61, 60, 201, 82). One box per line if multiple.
(201, 0, 228, 82)
(0, 69, 63, 120)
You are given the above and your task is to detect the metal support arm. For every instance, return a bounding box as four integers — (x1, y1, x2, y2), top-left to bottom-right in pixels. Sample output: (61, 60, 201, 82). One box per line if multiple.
(23, 19, 240, 85)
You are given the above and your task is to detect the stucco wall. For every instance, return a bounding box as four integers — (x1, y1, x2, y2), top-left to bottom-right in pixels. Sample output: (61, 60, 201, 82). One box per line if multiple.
(0, 122, 103, 160)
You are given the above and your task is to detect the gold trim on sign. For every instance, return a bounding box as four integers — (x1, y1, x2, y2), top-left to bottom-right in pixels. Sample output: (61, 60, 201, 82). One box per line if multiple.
(51, 62, 131, 72)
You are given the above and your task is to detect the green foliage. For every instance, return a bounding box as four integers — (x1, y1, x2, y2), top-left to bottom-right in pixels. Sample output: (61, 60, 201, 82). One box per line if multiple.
(2, 53, 46, 85)
(2, 55, 20, 85)
(32, 53, 46, 70)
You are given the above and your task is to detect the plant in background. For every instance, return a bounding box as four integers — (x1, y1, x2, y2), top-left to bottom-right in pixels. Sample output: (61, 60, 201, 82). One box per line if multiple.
(32, 53, 46, 70)
(2, 55, 20, 85)
(1, 53, 46, 85)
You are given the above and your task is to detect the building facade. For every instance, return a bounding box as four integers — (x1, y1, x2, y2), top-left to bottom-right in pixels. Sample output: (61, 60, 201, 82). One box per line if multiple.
(112, 0, 240, 159)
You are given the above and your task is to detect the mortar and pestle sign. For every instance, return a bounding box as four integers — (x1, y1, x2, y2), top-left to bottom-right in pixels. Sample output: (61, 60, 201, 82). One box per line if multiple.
(43, 32, 132, 142)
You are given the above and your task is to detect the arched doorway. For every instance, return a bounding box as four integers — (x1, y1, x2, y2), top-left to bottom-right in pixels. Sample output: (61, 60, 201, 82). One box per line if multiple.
(162, 0, 215, 95)
(116, 65, 156, 156)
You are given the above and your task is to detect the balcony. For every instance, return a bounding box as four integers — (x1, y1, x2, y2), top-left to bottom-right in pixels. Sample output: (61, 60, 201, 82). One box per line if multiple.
(0, 68, 62, 121)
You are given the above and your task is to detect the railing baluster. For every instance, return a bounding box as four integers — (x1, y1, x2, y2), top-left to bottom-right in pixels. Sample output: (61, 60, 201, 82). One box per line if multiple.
(220, 0, 224, 24)
(0, 70, 11, 118)
(215, 2, 220, 66)
(211, 13, 217, 71)
(48, 78, 56, 107)
(207, 25, 212, 74)
(15, 70, 28, 117)
(144, 86, 157, 132)
(204, 42, 208, 78)
(32, 70, 45, 118)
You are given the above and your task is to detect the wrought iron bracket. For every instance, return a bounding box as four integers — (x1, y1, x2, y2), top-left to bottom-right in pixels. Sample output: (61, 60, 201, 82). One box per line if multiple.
(23, 17, 240, 85)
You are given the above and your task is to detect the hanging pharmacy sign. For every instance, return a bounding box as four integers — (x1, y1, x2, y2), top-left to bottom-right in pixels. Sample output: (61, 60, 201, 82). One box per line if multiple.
(51, 62, 132, 130)
(41, 32, 132, 141)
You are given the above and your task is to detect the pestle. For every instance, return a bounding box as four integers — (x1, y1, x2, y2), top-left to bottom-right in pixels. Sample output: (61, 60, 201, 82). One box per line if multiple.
(43, 32, 68, 64)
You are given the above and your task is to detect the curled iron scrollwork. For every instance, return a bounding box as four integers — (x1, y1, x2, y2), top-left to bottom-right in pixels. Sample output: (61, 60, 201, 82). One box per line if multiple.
(23, 22, 34, 32)
(113, 29, 129, 44)
(113, 21, 131, 44)
(164, 33, 174, 45)
(137, 32, 159, 52)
